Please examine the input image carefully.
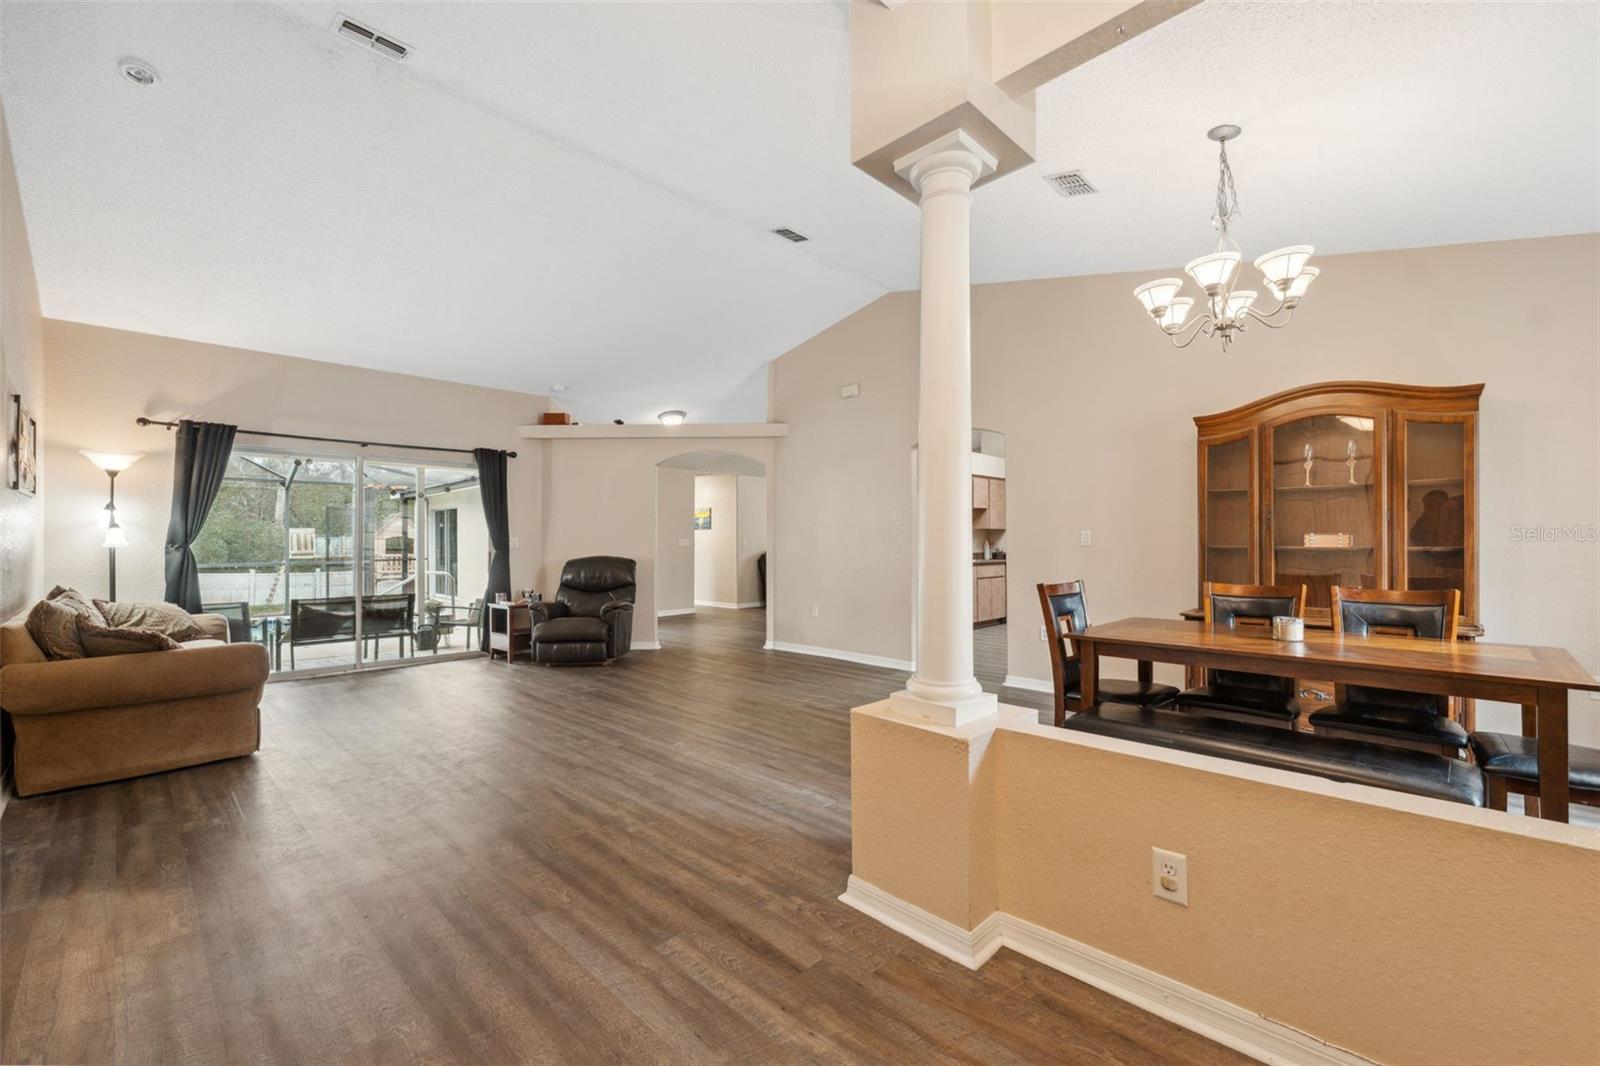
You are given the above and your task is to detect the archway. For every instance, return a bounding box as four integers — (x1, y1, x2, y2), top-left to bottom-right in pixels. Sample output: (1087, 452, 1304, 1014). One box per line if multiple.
(655, 450, 769, 649)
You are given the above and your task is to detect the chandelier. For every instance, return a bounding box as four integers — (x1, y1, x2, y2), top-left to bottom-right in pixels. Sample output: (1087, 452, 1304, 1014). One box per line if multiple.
(1133, 125, 1318, 350)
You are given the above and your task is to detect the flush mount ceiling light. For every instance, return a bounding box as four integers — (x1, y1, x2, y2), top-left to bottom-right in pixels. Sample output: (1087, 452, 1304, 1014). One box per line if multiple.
(657, 410, 687, 426)
(1131, 125, 1319, 352)
(119, 59, 159, 87)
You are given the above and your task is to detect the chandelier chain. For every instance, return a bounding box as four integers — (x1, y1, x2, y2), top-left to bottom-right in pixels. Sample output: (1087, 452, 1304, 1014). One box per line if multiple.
(1212, 140, 1240, 238)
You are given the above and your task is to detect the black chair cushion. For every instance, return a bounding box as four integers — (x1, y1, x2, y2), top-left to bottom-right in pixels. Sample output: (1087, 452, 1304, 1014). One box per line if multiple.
(556, 556, 637, 618)
(1178, 684, 1299, 722)
(533, 616, 610, 643)
(1068, 679, 1178, 709)
(1063, 705, 1484, 806)
(1311, 702, 1469, 750)
(1468, 733, 1600, 790)
(1338, 599, 1452, 715)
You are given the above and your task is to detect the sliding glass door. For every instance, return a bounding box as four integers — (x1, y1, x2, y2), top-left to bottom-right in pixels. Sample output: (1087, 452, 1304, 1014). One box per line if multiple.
(192, 449, 488, 676)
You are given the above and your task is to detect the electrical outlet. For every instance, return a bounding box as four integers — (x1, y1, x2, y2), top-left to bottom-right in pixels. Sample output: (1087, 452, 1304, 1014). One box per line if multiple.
(509, 536, 519, 549)
(1080, 529, 1092, 546)
(811, 604, 820, 618)
(1039, 624, 1048, 642)
(1152, 847, 1188, 906)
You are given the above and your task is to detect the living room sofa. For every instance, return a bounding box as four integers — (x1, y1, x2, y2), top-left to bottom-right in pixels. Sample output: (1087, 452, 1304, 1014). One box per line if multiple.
(0, 607, 270, 797)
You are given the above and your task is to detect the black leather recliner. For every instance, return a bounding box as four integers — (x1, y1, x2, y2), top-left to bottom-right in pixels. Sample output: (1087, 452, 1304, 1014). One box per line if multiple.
(528, 556, 636, 665)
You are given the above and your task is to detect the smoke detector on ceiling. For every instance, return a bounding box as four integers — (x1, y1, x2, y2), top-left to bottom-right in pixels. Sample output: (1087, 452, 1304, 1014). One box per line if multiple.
(1043, 170, 1098, 198)
(771, 228, 809, 243)
(334, 15, 410, 62)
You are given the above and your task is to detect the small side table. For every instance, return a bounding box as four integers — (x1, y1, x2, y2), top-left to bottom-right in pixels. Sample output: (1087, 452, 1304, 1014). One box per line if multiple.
(487, 602, 533, 664)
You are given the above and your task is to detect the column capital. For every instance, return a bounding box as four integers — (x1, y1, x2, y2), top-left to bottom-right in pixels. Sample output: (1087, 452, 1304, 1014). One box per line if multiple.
(893, 130, 998, 199)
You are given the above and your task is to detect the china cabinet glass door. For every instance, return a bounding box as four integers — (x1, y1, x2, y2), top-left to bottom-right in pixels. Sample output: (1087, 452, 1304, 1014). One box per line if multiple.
(1199, 430, 1257, 597)
(1394, 412, 1474, 620)
(1265, 413, 1385, 611)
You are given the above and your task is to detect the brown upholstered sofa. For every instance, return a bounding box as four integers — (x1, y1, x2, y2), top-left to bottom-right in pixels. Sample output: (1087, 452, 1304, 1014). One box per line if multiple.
(0, 607, 270, 797)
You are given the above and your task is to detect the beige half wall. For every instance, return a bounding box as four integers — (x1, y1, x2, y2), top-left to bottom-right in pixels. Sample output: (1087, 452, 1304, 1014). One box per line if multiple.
(849, 700, 1600, 1066)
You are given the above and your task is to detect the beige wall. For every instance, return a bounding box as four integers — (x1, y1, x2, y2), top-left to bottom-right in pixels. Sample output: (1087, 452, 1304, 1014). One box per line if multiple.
(0, 102, 44, 628)
(736, 474, 768, 606)
(538, 438, 773, 647)
(771, 294, 918, 662)
(655, 466, 695, 615)
(771, 235, 1600, 744)
(851, 706, 1600, 1066)
(41, 321, 546, 607)
(694, 474, 739, 606)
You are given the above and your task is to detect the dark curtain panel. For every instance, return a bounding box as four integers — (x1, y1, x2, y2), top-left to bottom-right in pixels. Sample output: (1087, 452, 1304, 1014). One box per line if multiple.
(164, 419, 238, 611)
(474, 447, 512, 652)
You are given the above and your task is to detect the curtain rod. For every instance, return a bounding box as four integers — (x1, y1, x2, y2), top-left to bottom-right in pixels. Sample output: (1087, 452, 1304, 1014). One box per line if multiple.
(135, 418, 516, 459)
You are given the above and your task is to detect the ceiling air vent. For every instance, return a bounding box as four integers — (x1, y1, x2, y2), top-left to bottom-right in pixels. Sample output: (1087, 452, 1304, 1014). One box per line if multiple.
(335, 16, 410, 62)
(771, 228, 809, 243)
(1043, 170, 1098, 198)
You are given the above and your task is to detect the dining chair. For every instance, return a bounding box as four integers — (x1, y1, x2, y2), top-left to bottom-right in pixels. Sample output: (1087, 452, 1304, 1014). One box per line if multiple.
(1468, 731, 1600, 815)
(1310, 586, 1467, 758)
(1176, 581, 1307, 728)
(1037, 580, 1179, 723)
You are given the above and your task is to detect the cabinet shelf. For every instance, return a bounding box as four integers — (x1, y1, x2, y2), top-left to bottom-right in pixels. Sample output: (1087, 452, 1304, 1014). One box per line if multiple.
(1207, 487, 1250, 495)
(1271, 483, 1375, 495)
(1405, 476, 1465, 487)
(1275, 545, 1374, 553)
(1408, 545, 1464, 552)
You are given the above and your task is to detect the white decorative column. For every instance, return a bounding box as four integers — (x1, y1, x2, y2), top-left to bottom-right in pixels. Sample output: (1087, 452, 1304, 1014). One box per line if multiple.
(889, 130, 998, 727)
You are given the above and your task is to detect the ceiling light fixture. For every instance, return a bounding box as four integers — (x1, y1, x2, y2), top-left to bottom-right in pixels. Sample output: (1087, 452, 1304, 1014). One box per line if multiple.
(657, 410, 687, 426)
(1132, 125, 1319, 351)
(119, 59, 159, 87)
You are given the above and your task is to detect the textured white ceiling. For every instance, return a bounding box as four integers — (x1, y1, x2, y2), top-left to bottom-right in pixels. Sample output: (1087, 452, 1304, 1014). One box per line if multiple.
(3, 1, 1595, 423)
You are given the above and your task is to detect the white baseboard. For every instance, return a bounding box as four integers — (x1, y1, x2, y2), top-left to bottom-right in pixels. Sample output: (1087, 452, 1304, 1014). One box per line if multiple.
(693, 600, 764, 610)
(841, 877, 1372, 1066)
(657, 607, 695, 618)
(839, 876, 1003, 970)
(769, 641, 913, 673)
(1002, 674, 1052, 694)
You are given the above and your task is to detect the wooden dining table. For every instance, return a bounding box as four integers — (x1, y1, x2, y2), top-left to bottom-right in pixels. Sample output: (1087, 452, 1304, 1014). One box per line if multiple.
(1066, 617, 1599, 823)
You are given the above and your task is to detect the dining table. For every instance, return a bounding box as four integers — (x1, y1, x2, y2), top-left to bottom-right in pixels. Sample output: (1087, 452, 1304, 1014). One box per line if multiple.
(1065, 617, 1599, 823)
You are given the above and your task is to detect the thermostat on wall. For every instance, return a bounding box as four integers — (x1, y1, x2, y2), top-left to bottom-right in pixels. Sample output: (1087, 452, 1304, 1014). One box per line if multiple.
(840, 382, 860, 399)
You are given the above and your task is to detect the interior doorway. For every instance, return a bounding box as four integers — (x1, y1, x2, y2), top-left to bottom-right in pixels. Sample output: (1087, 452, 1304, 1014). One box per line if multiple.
(971, 429, 1008, 693)
(655, 451, 768, 648)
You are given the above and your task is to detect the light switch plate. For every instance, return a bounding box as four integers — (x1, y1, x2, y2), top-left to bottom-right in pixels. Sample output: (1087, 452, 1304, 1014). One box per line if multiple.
(1079, 529, 1092, 546)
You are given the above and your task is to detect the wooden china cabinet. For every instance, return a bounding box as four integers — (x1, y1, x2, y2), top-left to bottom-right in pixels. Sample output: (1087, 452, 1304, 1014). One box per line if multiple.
(1193, 381, 1483, 636)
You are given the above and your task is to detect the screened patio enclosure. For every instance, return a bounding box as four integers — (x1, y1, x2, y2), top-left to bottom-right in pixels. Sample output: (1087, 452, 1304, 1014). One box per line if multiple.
(192, 450, 490, 675)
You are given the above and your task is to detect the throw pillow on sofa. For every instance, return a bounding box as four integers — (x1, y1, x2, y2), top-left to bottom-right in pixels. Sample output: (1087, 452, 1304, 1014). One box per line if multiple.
(92, 599, 206, 642)
(26, 598, 88, 660)
(47, 584, 108, 628)
(77, 621, 182, 657)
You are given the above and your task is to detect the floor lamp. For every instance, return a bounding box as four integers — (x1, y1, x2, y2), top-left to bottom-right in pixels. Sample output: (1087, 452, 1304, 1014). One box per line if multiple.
(80, 451, 144, 601)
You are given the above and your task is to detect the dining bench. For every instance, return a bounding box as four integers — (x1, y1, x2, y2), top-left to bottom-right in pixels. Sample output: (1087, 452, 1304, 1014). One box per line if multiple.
(1063, 704, 1485, 806)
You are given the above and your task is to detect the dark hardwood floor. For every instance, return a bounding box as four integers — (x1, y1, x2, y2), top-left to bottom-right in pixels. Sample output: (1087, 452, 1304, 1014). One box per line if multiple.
(2, 609, 1245, 1065)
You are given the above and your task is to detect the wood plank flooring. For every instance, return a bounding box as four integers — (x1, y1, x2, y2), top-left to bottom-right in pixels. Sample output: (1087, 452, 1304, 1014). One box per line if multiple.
(1, 608, 1245, 1065)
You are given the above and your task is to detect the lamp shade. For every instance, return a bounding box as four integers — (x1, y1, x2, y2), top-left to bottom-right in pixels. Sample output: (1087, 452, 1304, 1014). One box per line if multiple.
(1185, 251, 1240, 292)
(1284, 266, 1319, 303)
(1159, 297, 1194, 331)
(1253, 245, 1314, 286)
(80, 450, 145, 472)
(1223, 290, 1258, 323)
(1133, 278, 1183, 314)
(102, 524, 129, 549)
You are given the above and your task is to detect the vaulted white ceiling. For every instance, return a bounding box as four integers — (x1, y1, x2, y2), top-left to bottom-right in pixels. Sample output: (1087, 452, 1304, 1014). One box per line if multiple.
(3, 1, 1595, 423)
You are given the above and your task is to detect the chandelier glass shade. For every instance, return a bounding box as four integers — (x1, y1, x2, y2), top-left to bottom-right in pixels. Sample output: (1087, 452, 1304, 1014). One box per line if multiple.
(1134, 126, 1318, 350)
